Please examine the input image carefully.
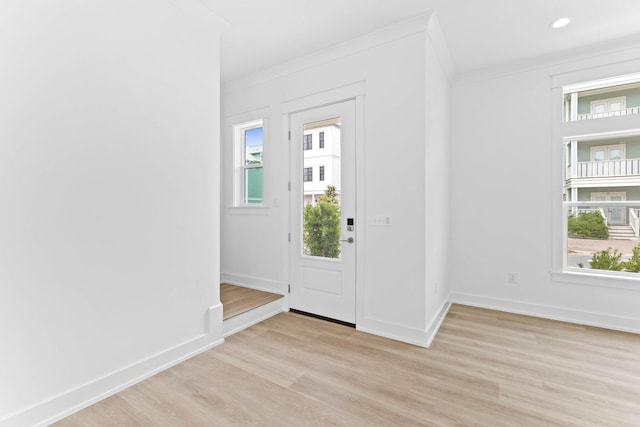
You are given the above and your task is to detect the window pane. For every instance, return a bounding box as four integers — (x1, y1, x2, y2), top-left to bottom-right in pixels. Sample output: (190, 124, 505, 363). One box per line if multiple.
(564, 81, 640, 122)
(609, 149, 622, 160)
(303, 134, 312, 150)
(302, 117, 341, 259)
(245, 127, 263, 166)
(303, 167, 313, 182)
(565, 135, 640, 273)
(244, 167, 263, 204)
(609, 101, 622, 111)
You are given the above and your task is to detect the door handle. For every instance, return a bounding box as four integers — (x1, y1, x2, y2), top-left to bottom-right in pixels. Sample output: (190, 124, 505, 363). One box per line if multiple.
(340, 237, 354, 244)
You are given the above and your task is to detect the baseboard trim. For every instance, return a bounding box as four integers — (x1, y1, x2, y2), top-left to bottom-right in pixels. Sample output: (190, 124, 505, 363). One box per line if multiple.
(220, 273, 284, 295)
(425, 297, 452, 347)
(223, 298, 287, 337)
(357, 296, 452, 348)
(451, 292, 640, 334)
(3, 307, 225, 427)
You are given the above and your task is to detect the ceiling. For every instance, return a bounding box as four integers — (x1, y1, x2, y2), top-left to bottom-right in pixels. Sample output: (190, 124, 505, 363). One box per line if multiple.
(201, 0, 640, 83)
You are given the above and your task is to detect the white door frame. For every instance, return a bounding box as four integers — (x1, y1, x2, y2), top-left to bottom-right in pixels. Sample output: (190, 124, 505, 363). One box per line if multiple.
(281, 81, 365, 325)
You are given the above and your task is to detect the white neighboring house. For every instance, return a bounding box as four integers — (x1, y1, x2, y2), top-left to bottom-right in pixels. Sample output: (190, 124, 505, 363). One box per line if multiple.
(303, 121, 341, 204)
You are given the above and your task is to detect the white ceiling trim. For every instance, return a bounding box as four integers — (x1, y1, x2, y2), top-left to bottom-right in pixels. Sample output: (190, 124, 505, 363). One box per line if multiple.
(223, 13, 434, 94)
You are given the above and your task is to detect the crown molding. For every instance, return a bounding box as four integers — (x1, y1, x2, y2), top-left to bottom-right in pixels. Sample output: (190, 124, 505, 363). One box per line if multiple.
(222, 12, 436, 94)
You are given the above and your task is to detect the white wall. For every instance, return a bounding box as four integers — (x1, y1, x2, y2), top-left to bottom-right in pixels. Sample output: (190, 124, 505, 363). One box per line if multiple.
(221, 14, 452, 346)
(424, 20, 452, 338)
(450, 45, 640, 332)
(0, 1, 225, 425)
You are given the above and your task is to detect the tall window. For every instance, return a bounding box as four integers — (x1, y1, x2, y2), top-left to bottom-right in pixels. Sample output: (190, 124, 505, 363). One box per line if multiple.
(303, 167, 313, 182)
(319, 165, 325, 181)
(559, 72, 640, 279)
(303, 134, 312, 150)
(233, 119, 263, 205)
(319, 131, 325, 148)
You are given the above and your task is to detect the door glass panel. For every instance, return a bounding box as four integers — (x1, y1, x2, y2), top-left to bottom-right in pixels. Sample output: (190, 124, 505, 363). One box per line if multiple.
(609, 148, 622, 160)
(592, 149, 605, 161)
(609, 101, 622, 111)
(302, 117, 342, 259)
(593, 103, 606, 113)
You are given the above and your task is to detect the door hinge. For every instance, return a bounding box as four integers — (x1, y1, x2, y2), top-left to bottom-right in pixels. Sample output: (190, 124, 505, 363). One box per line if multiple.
(288, 181, 291, 191)
(288, 130, 291, 141)
(288, 232, 291, 242)
(288, 284, 291, 294)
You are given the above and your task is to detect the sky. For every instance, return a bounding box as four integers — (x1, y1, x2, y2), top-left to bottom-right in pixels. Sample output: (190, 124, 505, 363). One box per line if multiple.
(245, 127, 263, 148)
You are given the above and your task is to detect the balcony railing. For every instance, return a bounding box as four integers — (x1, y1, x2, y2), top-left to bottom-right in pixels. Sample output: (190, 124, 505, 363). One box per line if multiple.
(574, 158, 640, 178)
(576, 106, 640, 121)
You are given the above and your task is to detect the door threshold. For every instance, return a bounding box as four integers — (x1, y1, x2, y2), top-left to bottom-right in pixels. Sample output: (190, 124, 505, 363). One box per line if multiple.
(289, 309, 355, 328)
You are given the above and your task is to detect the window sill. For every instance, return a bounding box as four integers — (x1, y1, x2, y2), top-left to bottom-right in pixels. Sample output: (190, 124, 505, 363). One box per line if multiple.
(227, 206, 270, 216)
(551, 269, 640, 291)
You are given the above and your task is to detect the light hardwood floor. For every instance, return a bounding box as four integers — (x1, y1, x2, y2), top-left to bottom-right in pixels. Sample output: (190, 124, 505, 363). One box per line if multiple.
(220, 283, 284, 320)
(55, 304, 640, 426)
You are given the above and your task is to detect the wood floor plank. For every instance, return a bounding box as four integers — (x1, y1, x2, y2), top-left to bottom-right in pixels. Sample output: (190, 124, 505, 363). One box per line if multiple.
(220, 283, 284, 320)
(55, 305, 640, 426)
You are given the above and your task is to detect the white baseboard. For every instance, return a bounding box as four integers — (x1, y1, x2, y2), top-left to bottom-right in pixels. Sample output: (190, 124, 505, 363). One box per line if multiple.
(2, 305, 225, 427)
(425, 297, 452, 347)
(221, 273, 284, 295)
(223, 297, 287, 337)
(357, 297, 451, 348)
(451, 292, 640, 334)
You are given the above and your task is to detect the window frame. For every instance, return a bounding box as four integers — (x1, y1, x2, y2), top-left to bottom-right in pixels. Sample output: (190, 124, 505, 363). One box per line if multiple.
(303, 133, 312, 150)
(319, 131, 325, 149)
(589, 143, 626, 161)
(319, 165, 325, 181)
(230, 117, 267, 209)
(241, 123, 264, 205)
(552, 67, 640, 290)
(590, 96, 626, 115)
(303, 166, 313, 182)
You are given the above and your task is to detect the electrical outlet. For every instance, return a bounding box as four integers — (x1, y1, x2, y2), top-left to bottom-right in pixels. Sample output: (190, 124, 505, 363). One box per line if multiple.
(508, 273, 518, 284)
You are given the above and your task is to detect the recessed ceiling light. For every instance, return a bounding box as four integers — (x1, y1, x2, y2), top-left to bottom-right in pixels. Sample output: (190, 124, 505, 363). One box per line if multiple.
(551, 17, 571, 29)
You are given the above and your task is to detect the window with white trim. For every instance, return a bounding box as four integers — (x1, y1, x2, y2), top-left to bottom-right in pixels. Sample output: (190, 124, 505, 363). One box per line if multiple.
(233, 119, 264, 205)
(303, 167, 313, 182)
(560, 72, 640, 278)
(303, 134, 312, 150)
(591, 96, 626, 116)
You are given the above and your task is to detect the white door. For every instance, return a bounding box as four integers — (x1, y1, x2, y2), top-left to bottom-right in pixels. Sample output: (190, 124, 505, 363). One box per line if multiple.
(591, 192, 626, 225)
(289, 100, 356, 323)
(609, 192, 626, 225)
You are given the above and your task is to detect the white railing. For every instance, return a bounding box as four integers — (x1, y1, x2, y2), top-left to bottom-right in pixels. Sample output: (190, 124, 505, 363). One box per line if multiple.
(630, 208, 640, 237)
(576, 208, 608, 227)
(576, 106, 640, 121)
(574, 158, 640, 178)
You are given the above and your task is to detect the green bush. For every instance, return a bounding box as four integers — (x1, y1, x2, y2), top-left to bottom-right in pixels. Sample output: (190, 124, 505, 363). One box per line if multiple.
(580, 243, 640, 272)
(623, 245, 640, 272)
(568, 211, 608, 239)
(303, 185, 341, 258)
(589, 247, 624, 271)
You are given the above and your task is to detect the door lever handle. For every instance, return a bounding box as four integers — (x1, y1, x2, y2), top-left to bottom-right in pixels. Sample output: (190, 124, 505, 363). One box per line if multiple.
(340, 237, 354, 244)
